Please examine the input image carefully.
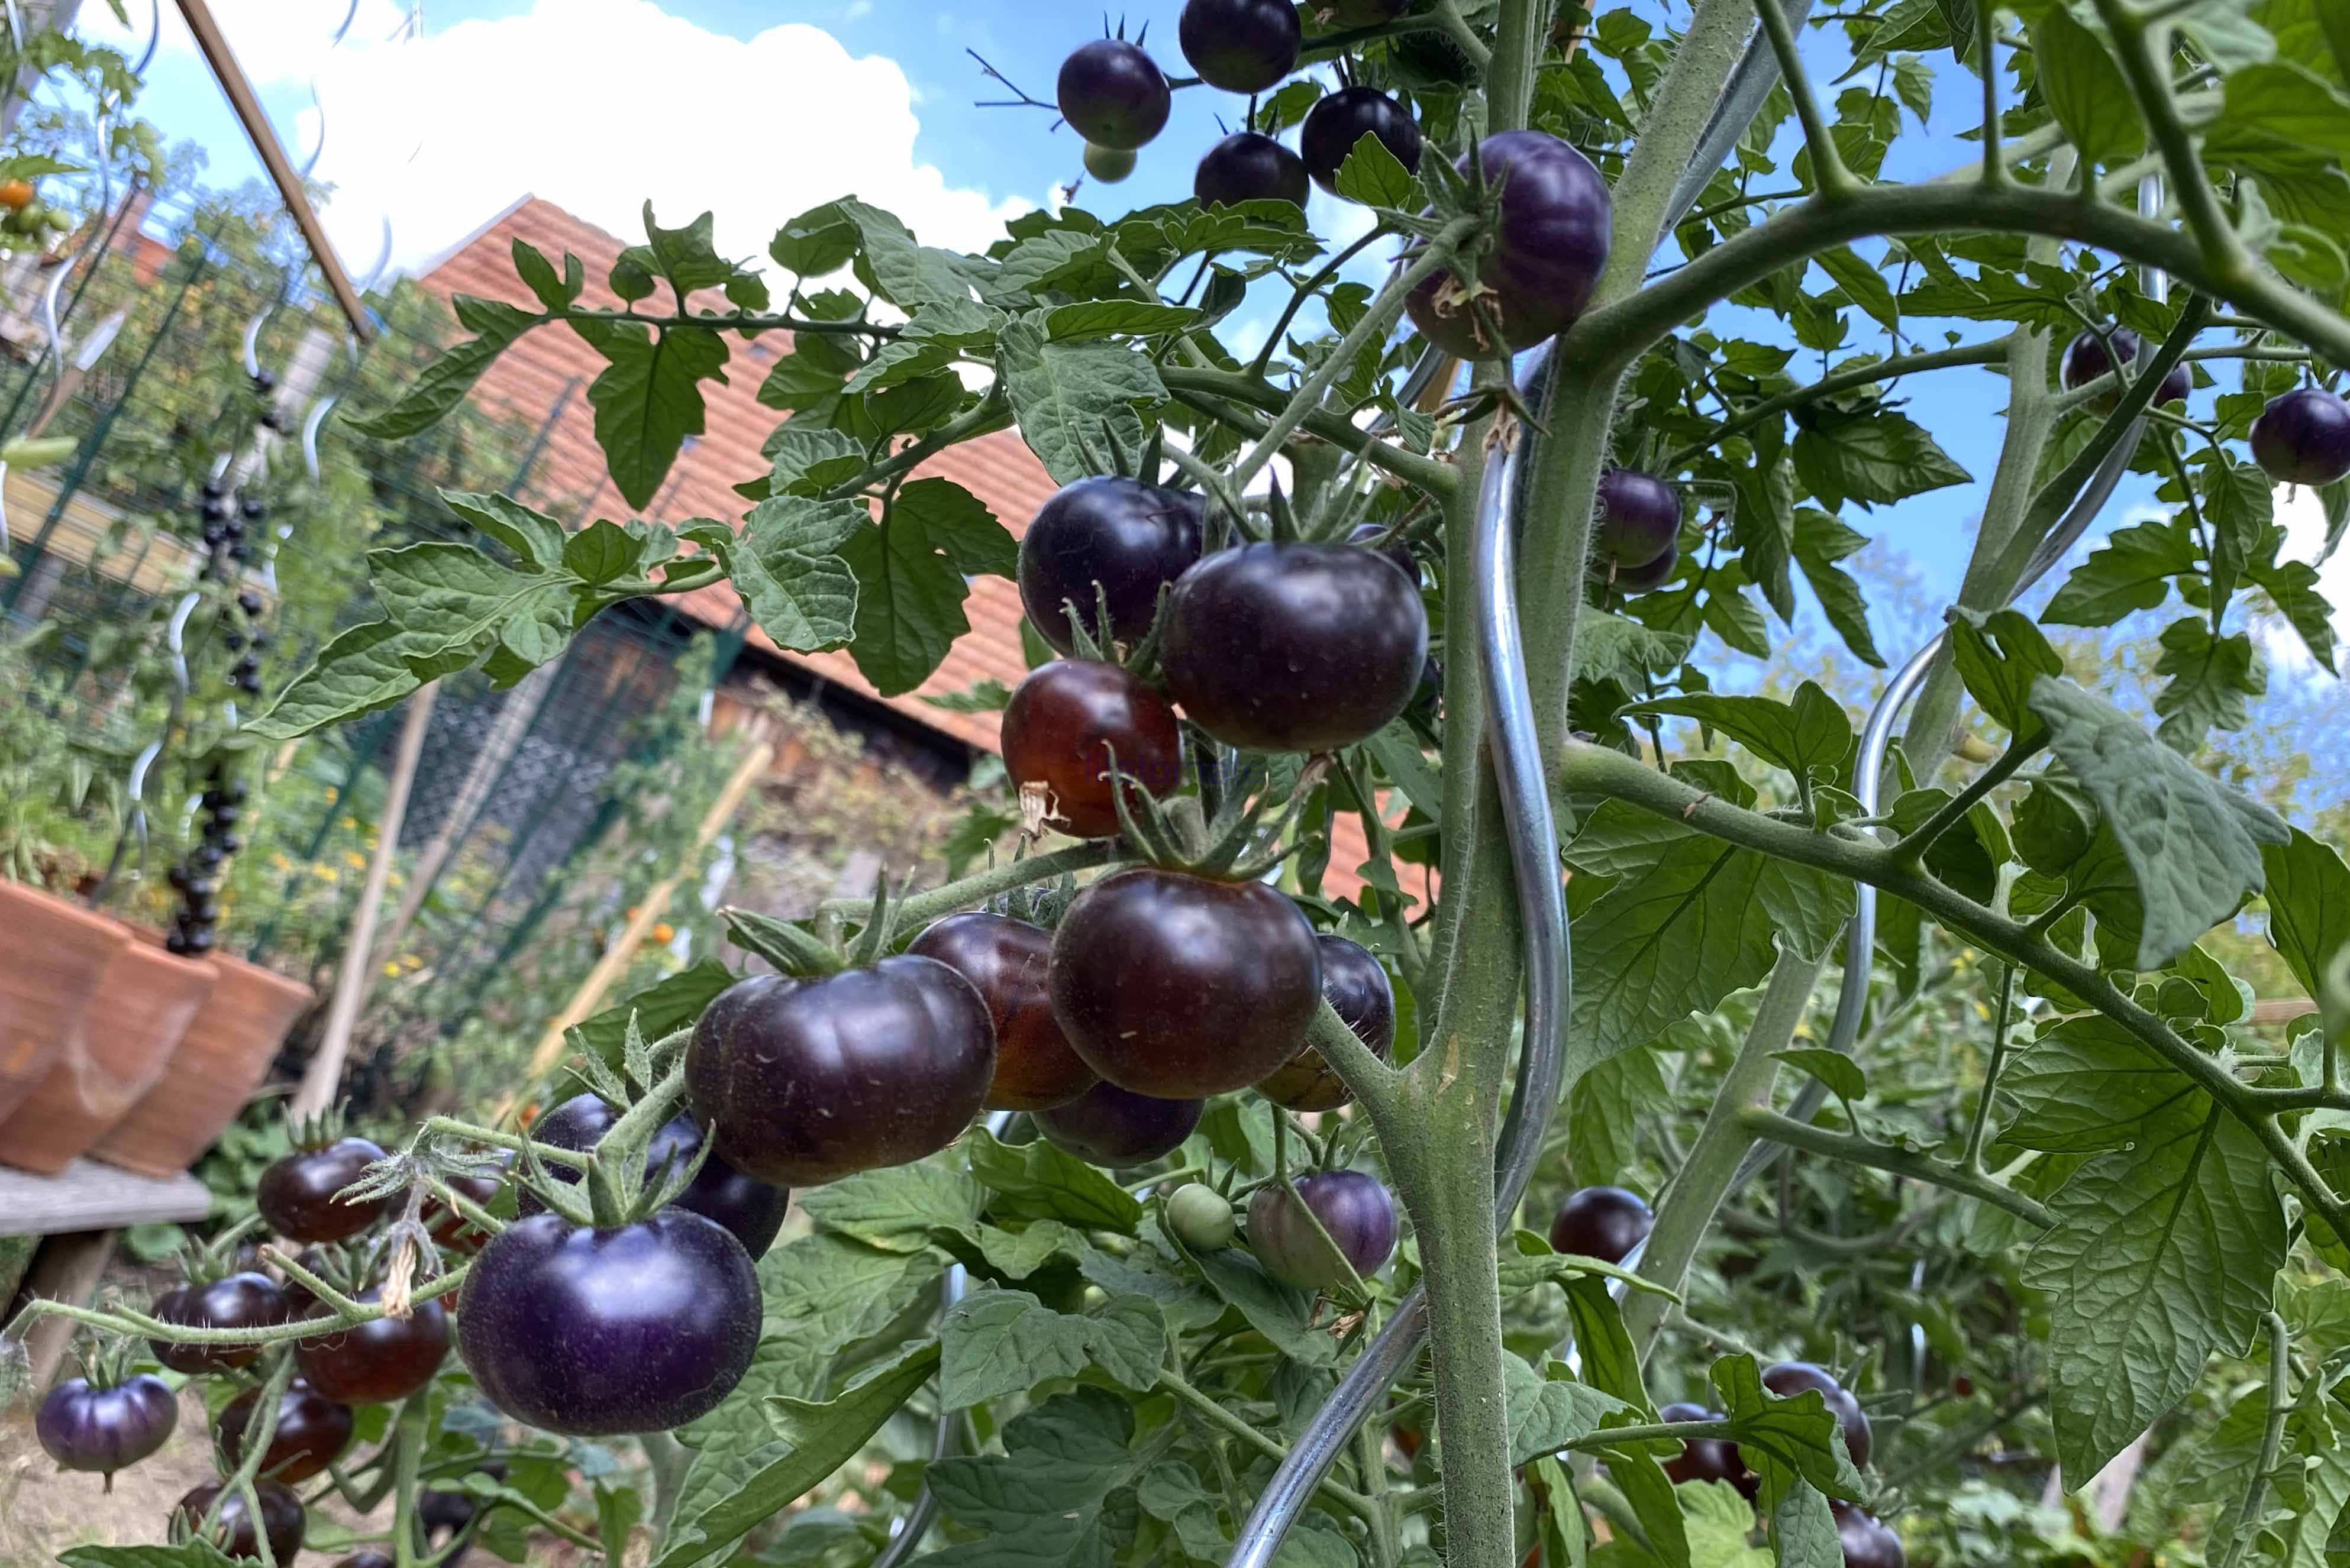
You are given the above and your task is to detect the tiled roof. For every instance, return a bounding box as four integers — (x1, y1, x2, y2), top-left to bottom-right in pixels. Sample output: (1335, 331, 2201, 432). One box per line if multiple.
(418, 196, 1409, 906)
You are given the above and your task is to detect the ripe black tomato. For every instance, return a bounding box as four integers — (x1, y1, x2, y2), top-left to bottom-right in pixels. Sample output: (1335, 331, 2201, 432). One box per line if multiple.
(1019, 477, 1204, 654)
(1248, 1170, 1397, 1288)
(1836, 1506, 1904, 1568)
(1657, 1402, 1747, 1489)
(457, 1209, 760, 1437)
(150, 1272, 288, 1374)
(175, 1480, 305, 1564)
(1549, 1185, 1653, 1265)
(333, 1554, 395, 1568)
(257, 1135, 395, 1243)
(1000, 659, 1183, 839)
(909, 911, 1099, 1110)
(1057, 39, 1170, 151)
(295, 1287, 450, 1405)
(1050, 867, 1321, 1097)
(1179, 0, 1300, 93)
(522, 1094, 792, 1258)
(687, 959, 996, 1186)
(2251, 386, 2350, 485)
(1406, 131, 1613, 358)
(35, 1373, 177, 1481)
(1258, 934, 1394, 1111)
(1301, 86, 1422, 195)
(1347, 522, 1418, 582)
(1161, 541, 1428, 753)
(1196, 132, 1310, 209)
(1034, 1079, 1205, 1166)
(217, 1379, 354, 1483)
(1595, 470, 1680, 565)
(2060, 327, 2188, 408)
(1757, 1360, 1871, 1470)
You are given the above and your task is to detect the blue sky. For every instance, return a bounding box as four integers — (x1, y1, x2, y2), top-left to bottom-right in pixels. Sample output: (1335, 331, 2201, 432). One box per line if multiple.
(82, 0, 2335, 674)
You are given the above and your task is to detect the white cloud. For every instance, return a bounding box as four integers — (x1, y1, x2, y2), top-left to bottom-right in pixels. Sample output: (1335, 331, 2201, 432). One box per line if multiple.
(90, 0, 1028, 278)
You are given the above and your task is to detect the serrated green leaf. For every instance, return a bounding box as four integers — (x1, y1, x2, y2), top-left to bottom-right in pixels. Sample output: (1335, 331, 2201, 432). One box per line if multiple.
(1793, 507, 1884, 667)
(1791, 406, 1970, 508)
(352, 298, 541, 441)
(563, 518, 644, 586)
(1503, 1354, 1632, 1464)
(2248, 554, 2339, 673)
(759, 425, 867, 499)
(1951, 608, 2064, 739)
(2022, 1106, 2288, 1482)
(2035, 7, 2145, 163)
(728, 495, 864, 652)
(998, 312, 1168, 486)
(1709, 1354, 1865, 1506)
(247, 620, 428, 739)
(1999, 1015, 2201, 1152)
(2028, 675, 2290, 966)
(1337, 130, 1419, 208)
(1815, 245, 1900, 332)
(2152, 616, 2266, 748)
(510, 239, 577, 312)
(1773, 1048, 1866, 1105)
(1045, 299, 1200, 341)
(966, 1128, 1143, 1231)
(2042, 518, 2198, 626)
(570, 315, 731, 510)
(2262, 829, 2350, 1000)
(799, 1162, 982, 1252)
(1629, 681, 1851, 784)
(836, 198, 986, 311)
(444, 490, 568, 572)
(925, 1388, 1143, 1567)
(1187, 1243, 1337, 1365)
(938, 1289, 1165, 1407)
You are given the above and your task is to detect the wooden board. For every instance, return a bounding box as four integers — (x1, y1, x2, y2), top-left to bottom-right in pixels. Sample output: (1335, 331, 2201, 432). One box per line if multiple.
(0, 1158, 210, 1236)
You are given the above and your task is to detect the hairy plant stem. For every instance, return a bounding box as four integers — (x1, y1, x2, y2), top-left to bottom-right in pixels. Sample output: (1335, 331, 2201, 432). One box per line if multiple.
(205, 1350, 296, 1568)
(1161, 366, 1460, 499)
(1157, 1367, 1381, 1524)
(1738, 1107, 2054, 1227)
(1557, 739, 2350, 1241)
(2213, 1313, 2292, 1568)
(391, 1391, 429, 1568)
(812, 840, 1118, 924)
(1625, 946, 1826, 1350)
(1664, 340, 2010, 470)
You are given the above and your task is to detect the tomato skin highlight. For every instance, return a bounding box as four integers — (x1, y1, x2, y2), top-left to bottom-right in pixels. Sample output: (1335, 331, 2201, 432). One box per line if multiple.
(687, 959, 996, 1186)
(2251, 386, 2350, 485)
(1034, 1079, 1205, 1166)
(521, 1094, 792, 1258)
(1179, 0, 1301, 92)
(1594, 470, 1681, 567)
(218, 1379, 354, 1484)
(257, 1136, 396, 1244)
(295, 1287, 450, 1405)
(150, 1272, 288, 1374)
(1161, 542, 1428, 754)
(35, 1374, 177, 1479)
(1019, 477, 1204, 653)
(1258, 935, 1394, 1111)
(176, 1479, 306, 1564)
(1406, 131, 1613, 358)
(1835, 1506, 1905, 1568)
(1248, 1170, 1399, 1288)
(457, 1210, 760, 1437)
(1300, 86, 1423, 195)
(1195, 131, 1310, 209)
(1050, 867, 1322, 1097)
(1057, 39, 1171, 151)
(1000, 660, 1183, 840)
(909, 911, 1099, 1110)
(1548, 1185, 1654, 1265)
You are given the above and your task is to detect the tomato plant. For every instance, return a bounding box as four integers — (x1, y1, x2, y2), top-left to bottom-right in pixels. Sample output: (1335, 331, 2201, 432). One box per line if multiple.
(32, 3, 2350, 1567)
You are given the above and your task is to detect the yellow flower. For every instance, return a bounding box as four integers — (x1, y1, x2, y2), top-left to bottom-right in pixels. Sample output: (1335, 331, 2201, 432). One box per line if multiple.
(344, 851, 366, 869)
(382, 961, 401, 977)
(401, 954, 422, 971)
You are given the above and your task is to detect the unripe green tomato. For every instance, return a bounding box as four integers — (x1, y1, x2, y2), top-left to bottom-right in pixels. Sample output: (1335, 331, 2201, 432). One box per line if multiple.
(1165, 1182, 1237, 1250)
(1083, 143, 1138, 183)
(43, 206, 69, 231)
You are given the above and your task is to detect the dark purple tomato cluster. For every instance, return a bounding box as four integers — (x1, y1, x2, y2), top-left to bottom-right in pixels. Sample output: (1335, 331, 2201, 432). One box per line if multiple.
(1035, 1078, 1205, 1165)
(1837, 1505, 1906, 1568)
(909, 912, 1099, 1110)
(217, 1379, 355, 1483)
(2061, 326, 2190, 409)
(1258, 934, 1394, 1111)
(2251, 386, 2350, 485)
(1763, 1360, 1873, 1470)
(296, 1286, 450, 1405)
(1589, 469, 1680, 596)
(177, 1480, 306, 1564)
(1248, 1169, 1399, 1288)
(521, 1093, 792, 1258)
(1548, 1184, 1653, 1264)
(150, 1270, 288, 1375)
(1406, 131, 1612, 359)
(1018, 476, 1203, 651)
(1058, 38, 1170, 153)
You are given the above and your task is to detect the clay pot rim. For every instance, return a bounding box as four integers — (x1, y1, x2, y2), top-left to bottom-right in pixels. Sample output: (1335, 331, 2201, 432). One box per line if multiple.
(124, 924, 309, 1000)
(0, 878, 131, 946)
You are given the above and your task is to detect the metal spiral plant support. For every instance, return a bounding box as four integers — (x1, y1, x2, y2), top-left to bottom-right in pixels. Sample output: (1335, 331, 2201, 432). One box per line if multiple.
(1724, 173, 2171, 1198)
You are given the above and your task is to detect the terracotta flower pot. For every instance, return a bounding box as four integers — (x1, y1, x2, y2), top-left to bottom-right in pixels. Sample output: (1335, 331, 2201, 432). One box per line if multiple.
(0, 880, 128, 1123)
(0, 930, 216, 1174)
(90, 951, 314, 1179)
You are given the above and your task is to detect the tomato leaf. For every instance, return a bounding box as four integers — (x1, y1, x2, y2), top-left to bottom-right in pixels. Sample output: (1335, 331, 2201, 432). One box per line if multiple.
(965, 1127, 1143, 1233)
(2041, 516, 2199, 627)
(1501, 1353, 1631, 1465)
(1790, 406, 1970, 508)
(724, 495, 864, 652)
(1628, 681, 1851, 786)
(568, 314, 731, 510)
(2027, 675, 2289, 967)
(924, 1388, 1146, 1566)
(2033, 7, 2145, 164)
(938, 1288, 1166, 1407)
(351, 298, 543, 441)
(799, 1162, 983, 1253)
(2022, 1105, 2288, 1482)
(997, 311, 1169, 486)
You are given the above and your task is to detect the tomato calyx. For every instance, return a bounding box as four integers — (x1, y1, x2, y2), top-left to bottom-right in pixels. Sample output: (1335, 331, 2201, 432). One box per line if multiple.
(516, 1048, 708, 1231)
(1108, 741, 1331, 882)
